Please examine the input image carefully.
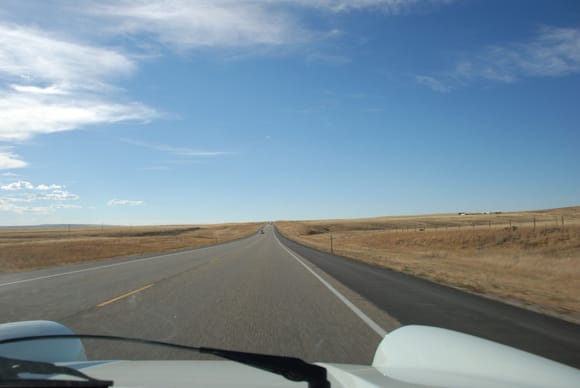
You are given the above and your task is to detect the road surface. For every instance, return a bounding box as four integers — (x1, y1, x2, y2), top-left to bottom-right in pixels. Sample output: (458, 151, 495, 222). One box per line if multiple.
(1, 224, 579, 367)
(0, 225, 394, 364)
(276, 229, 580, 368)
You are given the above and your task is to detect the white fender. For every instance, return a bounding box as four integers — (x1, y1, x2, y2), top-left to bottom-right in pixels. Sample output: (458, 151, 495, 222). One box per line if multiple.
(372, 325, 580, 388)
(0, 320, 87, 362)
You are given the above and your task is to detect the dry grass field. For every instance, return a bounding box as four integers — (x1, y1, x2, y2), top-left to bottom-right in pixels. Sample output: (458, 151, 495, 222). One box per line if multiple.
(0, 223, 261, 273)
(276, 206, 580, 323)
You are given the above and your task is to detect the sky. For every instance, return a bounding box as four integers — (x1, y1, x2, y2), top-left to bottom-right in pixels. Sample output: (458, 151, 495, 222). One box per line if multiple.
(0, 0, 579, 225)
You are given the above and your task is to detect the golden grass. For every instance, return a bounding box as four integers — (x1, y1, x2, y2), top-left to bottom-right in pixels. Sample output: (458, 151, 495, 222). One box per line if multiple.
(276, 206, 580, 323)
(0, 223, 261, 273)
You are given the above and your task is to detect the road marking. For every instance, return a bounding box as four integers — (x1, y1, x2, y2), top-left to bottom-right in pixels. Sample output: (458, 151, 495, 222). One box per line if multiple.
(97, 284, 154, 307)
(274, 234, 387, 338)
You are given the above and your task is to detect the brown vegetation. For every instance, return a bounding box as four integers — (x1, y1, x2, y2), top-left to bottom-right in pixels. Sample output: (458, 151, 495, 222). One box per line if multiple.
(276, 206, 580, 323)
(0, 223, 260, 273)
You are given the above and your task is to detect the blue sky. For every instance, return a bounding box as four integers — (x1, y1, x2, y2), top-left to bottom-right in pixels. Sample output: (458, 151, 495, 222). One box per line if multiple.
(0, 0, 579, 225)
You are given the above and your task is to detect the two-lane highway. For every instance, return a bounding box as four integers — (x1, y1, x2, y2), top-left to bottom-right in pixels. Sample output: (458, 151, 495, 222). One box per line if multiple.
(0, 225, 393, 364)
(1, 224, 579, 368)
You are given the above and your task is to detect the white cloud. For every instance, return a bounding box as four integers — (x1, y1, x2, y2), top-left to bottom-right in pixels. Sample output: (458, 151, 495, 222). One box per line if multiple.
(78, 0, 452, 52)
(0, 180, 80, 214)
(0, 23, 135, 92)
(35, 184, 63, 191)
(0, 22, 158, 149)
(107, 199, 144, 206)
(0, 0, 456, 169)
(298, 0, 454, 13)
(36, 190, 79, 201)
(10, 84, 69, 95)
(418, 26, 580, 91)
(0, 199, 52, 215)
(476, 26, 580, 80)
(50, 203, 81, 209)
(0, 180, 67, 192)
(121, 138, 231, 157)
(1, 180, 34, 190)
(86, 0, 308, 50)
(0, 150, 27, 169)
(0, 92, 158, 142)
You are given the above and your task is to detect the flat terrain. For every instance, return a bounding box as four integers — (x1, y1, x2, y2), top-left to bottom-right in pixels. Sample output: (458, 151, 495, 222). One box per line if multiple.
(1, 225, 578, 368)
(276, 206, 580, 324)
(0, 223, 260, 273)
(0, 225, 393, 364)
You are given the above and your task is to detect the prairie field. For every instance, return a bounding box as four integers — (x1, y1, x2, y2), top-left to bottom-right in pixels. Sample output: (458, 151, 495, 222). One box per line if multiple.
(0, 223, 260, 273)
(276, 206, 580, 323)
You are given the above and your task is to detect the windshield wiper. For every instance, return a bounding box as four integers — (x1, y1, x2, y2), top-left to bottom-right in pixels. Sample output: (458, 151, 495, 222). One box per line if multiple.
(0, 356, 113, 388)
(0, 335, 329, 388)
(199, 347, 329, 388)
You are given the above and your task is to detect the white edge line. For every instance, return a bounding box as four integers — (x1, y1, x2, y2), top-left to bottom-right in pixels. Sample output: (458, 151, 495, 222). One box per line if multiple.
(0, 246, 215, 288)
(275, 234, 387, 338)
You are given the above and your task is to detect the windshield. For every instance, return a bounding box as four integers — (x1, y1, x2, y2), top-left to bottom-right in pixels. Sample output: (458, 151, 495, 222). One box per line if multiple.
(0, 0, 579, 383)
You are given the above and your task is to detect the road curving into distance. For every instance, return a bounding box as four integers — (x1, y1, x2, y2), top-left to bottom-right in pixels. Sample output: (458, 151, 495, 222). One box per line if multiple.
(1, 223, 579, 367)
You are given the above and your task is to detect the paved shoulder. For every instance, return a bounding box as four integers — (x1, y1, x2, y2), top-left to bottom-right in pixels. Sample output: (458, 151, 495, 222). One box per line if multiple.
(276, 229, 580, 368)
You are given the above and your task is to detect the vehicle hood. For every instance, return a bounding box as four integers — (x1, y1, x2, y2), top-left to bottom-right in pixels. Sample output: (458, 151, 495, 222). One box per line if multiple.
(69, 359, 435, 388)
(1, 322, 579, 387)
(72, 357, 577, 388)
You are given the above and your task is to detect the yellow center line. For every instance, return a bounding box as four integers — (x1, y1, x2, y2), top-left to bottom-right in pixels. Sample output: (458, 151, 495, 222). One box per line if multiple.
(97, 284, 154, 307)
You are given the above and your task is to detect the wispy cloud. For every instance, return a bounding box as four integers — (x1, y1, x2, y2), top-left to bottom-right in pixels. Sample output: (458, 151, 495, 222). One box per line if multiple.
(0, 0, 457, 169)
(0, 180, 80, 214)
(0, 23, 135, 91)
(107, 199, 144, 206)
(1, 180, 34, 190)
(121, 138, 231, 157)
(75, 0, 453, 52)
(299, 0, 454, 13)
(417, 26, 580, 92)
(0, 149, 27, 169)
(0, 22, 158, 161)
(414, 75, 452, 92)
(85, 0, 309, 50)
(0, 92, 157, 142)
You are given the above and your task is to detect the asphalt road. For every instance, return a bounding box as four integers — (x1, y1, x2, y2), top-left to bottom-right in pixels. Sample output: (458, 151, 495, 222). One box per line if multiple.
(277, 230, 580, 368)
(1, 224, 579, 368)
(0, 225, 390, 364)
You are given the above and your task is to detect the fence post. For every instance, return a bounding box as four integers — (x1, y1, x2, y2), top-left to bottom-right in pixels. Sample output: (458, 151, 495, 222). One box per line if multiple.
(330, 232, 334, 254)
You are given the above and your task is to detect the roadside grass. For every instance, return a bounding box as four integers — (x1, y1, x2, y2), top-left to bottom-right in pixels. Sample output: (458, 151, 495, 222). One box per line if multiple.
(276, 206, 580, 323)
(0, 223, 261, 273)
